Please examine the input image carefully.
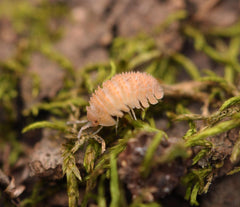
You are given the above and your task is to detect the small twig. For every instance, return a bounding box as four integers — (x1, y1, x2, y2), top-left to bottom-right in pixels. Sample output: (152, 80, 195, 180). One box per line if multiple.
(0, 169, 25, 206)
(162, 81, 209, 115)
(162, 80, 239, 116)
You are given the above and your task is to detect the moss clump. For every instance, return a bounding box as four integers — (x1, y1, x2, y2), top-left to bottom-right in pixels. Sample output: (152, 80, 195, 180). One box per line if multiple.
(2, 1, 240, 206)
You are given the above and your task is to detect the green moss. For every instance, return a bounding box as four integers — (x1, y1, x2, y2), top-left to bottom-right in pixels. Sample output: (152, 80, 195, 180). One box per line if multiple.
(172, 53, 201, 80)
(208, 20, 240, 37)
(109, 154, 120, 207)
(22, 120, 68, 133)
(141, 131, 166, 177)
(2, 1, 240, 206)
(182, 168, 213, 206)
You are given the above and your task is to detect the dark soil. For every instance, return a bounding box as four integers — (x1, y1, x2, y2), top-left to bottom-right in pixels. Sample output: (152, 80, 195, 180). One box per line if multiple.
(1, 0, 240, 206)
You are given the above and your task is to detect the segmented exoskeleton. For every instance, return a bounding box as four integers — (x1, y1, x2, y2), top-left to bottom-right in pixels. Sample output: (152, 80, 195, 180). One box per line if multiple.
(78, 71, 164, 138)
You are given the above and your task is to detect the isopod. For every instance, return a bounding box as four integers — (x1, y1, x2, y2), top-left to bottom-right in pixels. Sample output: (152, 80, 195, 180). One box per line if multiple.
(78, 71, 164, 138)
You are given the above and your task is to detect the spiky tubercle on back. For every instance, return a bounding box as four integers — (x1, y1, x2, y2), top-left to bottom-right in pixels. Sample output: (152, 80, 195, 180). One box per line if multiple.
(86, 71, 164, 127)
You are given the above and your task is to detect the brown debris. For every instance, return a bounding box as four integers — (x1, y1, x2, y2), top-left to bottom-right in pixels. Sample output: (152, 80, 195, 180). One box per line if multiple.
(54, 0, 111, 68)
(0, 18, 17, 61)
(190, 0, 240, 28)
(55, 0, 186, 69)
(29, 129, 64, 179)
(162, 81, 210, 115)
(196, 126, 240, 178)
(29, 128, 85, 180)
(118, 133, 187, 202)
(0, 169, 25, 205)
(201, 173, 240, 207)
(20, 53, 65, 109)
(111, 0, 184, 37)
(2, 0, 240, 206)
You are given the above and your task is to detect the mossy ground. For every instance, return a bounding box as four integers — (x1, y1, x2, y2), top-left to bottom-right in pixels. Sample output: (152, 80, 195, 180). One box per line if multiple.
(1, 1, 240, 207)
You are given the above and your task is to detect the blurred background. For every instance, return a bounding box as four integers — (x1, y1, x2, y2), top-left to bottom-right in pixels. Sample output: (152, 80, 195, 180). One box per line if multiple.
(1, 0, 240, 206)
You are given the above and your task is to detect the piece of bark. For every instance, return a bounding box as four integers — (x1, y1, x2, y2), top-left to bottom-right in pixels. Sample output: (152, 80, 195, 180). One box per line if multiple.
(29, 129, 64, 179)
(20, 53, 65, 109)
(0, 18, 17, 61)
(0, 169, 25, 204)
(118, 132, 187, 202)
(29, 128, 85, 180)
(201, 173, 240, 207)
(189, 0, 240, 28)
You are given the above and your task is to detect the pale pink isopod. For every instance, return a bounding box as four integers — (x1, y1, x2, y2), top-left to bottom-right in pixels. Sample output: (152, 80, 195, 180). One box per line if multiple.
(78, 71, 164, 138)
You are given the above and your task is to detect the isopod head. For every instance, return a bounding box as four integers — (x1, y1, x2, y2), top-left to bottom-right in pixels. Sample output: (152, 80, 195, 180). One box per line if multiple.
(86, 106, 116, 127)
(77, 71, 164, 139)
(86, 106, 99, 127)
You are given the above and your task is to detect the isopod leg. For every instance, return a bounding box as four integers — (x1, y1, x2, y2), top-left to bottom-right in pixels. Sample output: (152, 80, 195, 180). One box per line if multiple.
(115, 117, 119, 134)
(92, 135, 106, 153)
(128, 111, 133, 119)
(77, 122, 92, 138)
(92, 126, 103, 135)
(131, 108, 137, 120)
